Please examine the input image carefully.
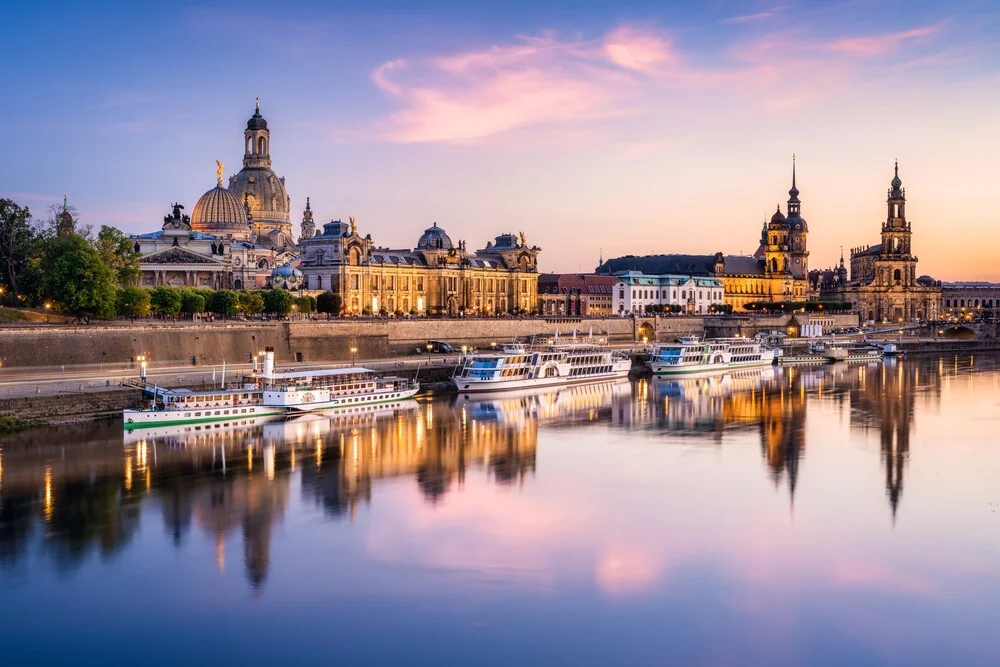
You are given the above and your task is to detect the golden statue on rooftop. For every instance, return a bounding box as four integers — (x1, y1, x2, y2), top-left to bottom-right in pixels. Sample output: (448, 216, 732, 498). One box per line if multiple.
(349, 217, 357, 235)
(216, 160, 225, 185)
(519, 231, 527, 247)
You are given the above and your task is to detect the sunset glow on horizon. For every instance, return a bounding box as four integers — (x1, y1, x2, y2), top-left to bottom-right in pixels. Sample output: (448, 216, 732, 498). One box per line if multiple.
(2, 0, 998, 279)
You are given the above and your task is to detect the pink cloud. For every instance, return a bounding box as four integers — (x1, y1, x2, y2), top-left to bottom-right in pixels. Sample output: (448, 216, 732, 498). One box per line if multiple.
(602, 26, 676, 74)
(371, 22, 946, 144)
(372, 27, 676, 143)
(828, 26, 939, 57)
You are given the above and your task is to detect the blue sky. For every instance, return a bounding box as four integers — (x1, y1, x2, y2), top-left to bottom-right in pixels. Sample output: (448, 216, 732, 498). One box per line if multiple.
(2, 0, 999, 277)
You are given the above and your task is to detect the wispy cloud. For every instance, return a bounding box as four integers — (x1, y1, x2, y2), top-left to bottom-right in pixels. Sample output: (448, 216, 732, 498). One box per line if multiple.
(827, 26, 939, 56)
(723, 6, 788, 24)
(372, 27, 678, 143)
(371, 20, 949, 144)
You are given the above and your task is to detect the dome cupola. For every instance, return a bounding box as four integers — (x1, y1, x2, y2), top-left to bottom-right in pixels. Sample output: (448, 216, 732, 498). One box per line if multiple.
(416, 223, 453, 250)
(191, 175, 250, 239)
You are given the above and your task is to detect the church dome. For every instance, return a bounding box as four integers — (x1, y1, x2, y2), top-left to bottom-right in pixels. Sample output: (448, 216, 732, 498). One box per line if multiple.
(769, 206, 787, 225)
(228, 168, 290, 226)
(191, 185, 248, 235)
(417, 223, 453, 250)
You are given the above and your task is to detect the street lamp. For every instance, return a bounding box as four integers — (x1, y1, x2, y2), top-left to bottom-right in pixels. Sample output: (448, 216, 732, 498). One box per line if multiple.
(426, 343, 433, 363)
(461, 345, 468, 361)
(44, 302, 51, 323)
(350, 346, 358, 365)
(138, 354, 147, 382)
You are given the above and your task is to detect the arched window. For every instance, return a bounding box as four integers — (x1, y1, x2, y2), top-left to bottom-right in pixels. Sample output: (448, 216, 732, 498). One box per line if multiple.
(257, 136, 266, 154)
(246, 136, 252, 154)
(893, 269, 901, 283)
(316, 275, 322, 289)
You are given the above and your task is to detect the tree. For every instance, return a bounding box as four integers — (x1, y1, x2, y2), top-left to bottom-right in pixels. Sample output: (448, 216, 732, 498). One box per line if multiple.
(295, 295, 315, 314)
(181, 292, 205, 317)
(149, 286, 182, 317)
(95, 225, 140, 287)
(0, 199, 35, 306)
(207, 289, 239, 317)
(316, 291, 342, 316)
(39, 235, 117, 319)
(116, 286, 150, 318)
(238, 291, 264, 317)
(263, 289, 294, 316)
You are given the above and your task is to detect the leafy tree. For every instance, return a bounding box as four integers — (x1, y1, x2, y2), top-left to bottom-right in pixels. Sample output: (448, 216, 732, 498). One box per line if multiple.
(316, 291, 342, 316)
(116, 286, 150, 318)
(263, 289, 295, 316)
(295, 295, 315, 314)
(181, 293, 206, 317)
(207, 289, 239, 316)
(149, 286, 182, 316)
(238, 290, 264, 316)
(0, 199, 36, 306)
(39, 235, 117, 319)
(94, 225, 141, 287)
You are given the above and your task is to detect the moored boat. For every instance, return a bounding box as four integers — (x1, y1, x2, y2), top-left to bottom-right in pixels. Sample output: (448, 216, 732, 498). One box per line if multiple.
(453, 337, 631, 393)
(123, 384, 282, 430)
(647, 336, 775, 375)
(261, 350, 419, 412)
(822, 344, 884, 362)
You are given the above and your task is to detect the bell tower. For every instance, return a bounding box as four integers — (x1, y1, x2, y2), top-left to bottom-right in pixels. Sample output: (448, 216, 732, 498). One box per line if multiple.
(875, 161, 916, 289)
(300, 197, 316, 241)
(785, 155, 809, 279)
(243, 98, 271, 169)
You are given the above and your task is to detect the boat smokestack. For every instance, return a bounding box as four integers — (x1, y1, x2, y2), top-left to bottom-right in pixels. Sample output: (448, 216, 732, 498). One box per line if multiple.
(263, 347, 275, 380)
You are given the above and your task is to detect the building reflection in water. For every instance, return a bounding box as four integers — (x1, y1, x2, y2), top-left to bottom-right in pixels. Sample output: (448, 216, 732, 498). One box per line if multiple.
(0, 355, 961, 589)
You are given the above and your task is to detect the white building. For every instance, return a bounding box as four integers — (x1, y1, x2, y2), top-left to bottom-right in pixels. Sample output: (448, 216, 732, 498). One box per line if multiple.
(612, 272, 725, 315)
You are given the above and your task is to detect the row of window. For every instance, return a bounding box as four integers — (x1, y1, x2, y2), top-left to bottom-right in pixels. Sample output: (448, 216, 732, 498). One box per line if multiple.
(945, 298, 996, 308)
(625, 288, 722, 301)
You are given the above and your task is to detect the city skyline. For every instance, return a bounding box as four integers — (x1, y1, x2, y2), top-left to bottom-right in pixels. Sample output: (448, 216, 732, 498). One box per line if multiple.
(3, 1, 999, 279)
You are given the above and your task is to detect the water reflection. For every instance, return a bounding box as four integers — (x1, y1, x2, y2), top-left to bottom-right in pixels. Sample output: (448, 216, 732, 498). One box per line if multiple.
(0, 355, 986, 593)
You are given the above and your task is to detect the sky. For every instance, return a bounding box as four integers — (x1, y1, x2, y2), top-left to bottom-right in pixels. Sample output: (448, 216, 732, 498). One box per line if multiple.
(1, 0, 999, 279)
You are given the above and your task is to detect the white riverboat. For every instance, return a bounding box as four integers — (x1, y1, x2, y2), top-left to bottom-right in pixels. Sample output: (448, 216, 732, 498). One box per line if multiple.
(648, 336, 776, 375)
(453, 339, 631, 393)
(261, 350, 419, 413)
(123, 384, 282, 430)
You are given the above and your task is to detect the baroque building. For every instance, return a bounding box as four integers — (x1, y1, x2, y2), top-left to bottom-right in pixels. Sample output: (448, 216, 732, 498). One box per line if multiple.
(597, 160, 809, 311)
(821, 164, 940, 322)
(299, 219, 540, 315)
(132, 104, 300, 289)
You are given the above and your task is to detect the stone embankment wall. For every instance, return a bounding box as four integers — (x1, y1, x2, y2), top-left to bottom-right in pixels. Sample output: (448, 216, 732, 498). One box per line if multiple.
(0, 389, 144, 421)
(0, 313, 861, 371)
(0, 318, 636, 369)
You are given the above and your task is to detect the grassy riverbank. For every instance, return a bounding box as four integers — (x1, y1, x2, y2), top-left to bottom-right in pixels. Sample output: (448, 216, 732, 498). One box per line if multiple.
(0, 415, 44, 434)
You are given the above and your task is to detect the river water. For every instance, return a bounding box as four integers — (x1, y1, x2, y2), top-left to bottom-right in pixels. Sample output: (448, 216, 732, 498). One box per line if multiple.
(1, 354, 998, 666)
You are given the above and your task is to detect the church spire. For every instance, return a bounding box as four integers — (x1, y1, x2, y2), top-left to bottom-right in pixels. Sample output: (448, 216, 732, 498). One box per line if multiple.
(787, 154, 800, 204)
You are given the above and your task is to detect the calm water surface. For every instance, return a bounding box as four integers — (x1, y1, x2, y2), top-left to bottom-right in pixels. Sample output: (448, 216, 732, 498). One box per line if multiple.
(1, 354, 999, 666)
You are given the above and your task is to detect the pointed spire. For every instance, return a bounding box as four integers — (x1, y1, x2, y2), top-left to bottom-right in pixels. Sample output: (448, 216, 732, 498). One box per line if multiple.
(890, 159, 903, 191)
(255, 96, 260, 113)
(305, 196, 311, 211)
(787, 153, 800, 203)
(63, 190, 68, 213)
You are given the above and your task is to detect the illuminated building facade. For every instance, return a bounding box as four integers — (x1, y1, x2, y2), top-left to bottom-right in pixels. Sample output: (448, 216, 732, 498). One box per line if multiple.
(299, 220, 541, 315)
(597, 160, 809, 311)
